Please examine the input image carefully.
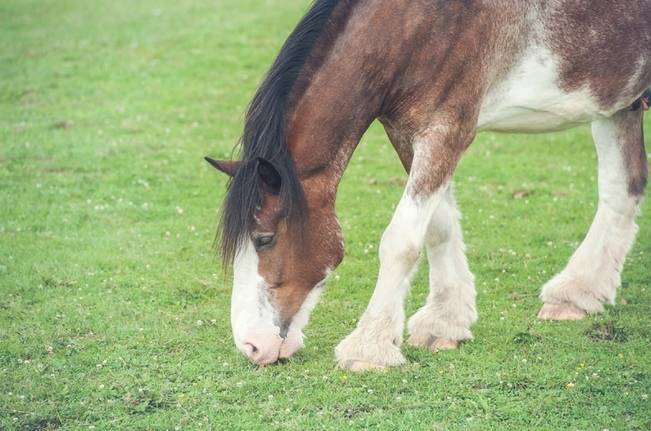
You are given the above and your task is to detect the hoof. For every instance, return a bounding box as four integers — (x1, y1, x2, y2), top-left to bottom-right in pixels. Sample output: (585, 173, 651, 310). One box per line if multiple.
(335, 323, 406, 371)
(430, 338, 458, 352)
(407, 332, 432, 348)
(538, 303, 587, 321)
(340, 360, 387, 372)
(407, 333, 459, 352)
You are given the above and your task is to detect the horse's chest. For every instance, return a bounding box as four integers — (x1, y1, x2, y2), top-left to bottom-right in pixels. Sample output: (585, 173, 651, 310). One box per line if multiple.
(477, 49, 614, 133)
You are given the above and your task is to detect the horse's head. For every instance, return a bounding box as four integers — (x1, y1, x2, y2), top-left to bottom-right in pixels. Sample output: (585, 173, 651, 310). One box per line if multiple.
(206, 156, 343, 365)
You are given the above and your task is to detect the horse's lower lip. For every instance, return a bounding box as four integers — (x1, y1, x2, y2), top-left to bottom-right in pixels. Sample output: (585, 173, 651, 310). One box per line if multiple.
(279, 331, 304, 359)
(249, 350, 281, 366)
(256, 356, 280, 366)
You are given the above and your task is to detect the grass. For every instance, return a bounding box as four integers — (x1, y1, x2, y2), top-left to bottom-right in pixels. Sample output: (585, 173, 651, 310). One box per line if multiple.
(1, 0, 650, 429)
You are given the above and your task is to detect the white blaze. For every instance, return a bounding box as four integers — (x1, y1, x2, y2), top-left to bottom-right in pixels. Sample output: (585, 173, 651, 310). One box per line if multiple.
(230, 240, 327, 357)
(230, 240, 279, 351)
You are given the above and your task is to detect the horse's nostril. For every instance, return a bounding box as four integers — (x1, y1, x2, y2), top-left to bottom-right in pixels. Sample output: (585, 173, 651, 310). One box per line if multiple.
(240, 334, 283, 365)
(244, 342, 259, 355)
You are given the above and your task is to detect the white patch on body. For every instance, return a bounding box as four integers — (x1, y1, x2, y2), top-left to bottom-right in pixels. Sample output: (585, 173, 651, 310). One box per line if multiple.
(478, 46, 620, 133)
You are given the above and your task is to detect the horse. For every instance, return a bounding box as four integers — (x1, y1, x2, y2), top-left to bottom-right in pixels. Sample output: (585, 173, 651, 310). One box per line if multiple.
(205, 0, 650, 370)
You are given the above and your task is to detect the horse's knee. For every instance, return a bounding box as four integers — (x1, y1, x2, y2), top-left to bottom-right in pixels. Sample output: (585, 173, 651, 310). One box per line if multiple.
(425, 191, 462, 247)
(379, 231, 421, 267)
(425, 204, 455, 247)
(393, 244, 421, 266)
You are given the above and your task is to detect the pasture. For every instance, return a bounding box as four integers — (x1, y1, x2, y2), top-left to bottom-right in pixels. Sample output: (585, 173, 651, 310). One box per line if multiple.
(1, 0, 650, 429)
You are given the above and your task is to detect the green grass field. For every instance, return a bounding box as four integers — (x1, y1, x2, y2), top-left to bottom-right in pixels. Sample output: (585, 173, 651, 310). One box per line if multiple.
(1, 1, 650, 429)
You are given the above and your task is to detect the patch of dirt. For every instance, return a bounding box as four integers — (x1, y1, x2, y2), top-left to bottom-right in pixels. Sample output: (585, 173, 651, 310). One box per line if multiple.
(511, 189, 532, 199)
(512, 331, 541, 345)
(585, 321, 628, 343)
(22, 416, 62, 430)
(41, 276, 75, 289)
(124, 389, 174, 414)
(52, 120, 73, 129)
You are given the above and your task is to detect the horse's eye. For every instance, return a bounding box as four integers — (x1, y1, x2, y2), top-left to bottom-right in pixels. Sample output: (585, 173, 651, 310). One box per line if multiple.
(253, 233, 275, 250)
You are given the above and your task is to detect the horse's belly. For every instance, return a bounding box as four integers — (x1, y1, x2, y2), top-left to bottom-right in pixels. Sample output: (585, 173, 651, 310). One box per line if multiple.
(477, 100, 596, 133)
(477, 48, 616, 133)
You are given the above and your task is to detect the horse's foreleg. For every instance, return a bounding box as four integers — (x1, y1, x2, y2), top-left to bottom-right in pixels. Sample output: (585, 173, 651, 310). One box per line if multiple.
(539, 108, 647, 319)
(407, 186, 477, 350)
(334, 185, 445, 371)
(335, 123, 473, 371)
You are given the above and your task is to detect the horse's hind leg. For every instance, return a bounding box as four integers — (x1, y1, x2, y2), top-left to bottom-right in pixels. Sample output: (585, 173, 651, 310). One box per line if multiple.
(407, 186, 477, 350)
(539, 108, 647, 320)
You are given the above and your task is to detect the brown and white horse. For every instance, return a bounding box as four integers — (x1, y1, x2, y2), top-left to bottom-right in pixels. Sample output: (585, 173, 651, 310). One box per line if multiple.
(206, 0, 650, 370)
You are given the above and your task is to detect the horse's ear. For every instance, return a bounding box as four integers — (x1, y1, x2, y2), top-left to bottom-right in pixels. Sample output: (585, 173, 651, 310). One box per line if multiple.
(256, 157, 281, 194)
(204, 157, 241, 177)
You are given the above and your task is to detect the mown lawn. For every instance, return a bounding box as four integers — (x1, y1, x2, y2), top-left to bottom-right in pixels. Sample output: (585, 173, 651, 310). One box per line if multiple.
(1, 1, 650, 429)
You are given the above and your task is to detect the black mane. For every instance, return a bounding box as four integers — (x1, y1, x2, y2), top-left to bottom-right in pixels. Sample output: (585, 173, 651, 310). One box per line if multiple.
(220, 0, 342, 264)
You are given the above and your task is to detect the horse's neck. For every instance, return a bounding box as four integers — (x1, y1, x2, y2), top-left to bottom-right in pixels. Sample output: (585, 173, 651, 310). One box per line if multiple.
(285, 7, 389, 189)
(286, 70, 379, 188)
